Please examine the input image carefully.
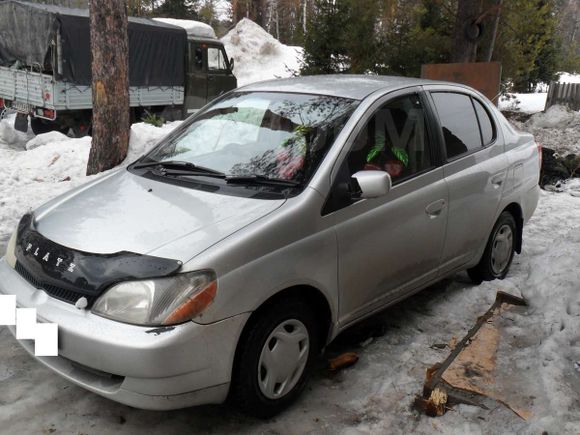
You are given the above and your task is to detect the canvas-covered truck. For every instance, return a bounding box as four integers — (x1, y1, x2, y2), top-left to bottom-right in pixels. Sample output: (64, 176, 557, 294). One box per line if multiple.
(0, 1, 237, 136)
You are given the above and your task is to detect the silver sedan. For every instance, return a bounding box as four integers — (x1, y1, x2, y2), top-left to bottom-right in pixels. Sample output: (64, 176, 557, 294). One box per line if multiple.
(0, 75, 540, 417)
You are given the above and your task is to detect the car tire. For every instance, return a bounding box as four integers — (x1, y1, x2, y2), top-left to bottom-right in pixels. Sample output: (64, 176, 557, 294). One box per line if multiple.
(468, 211, 517, 283)
(230, 297, 319, 418)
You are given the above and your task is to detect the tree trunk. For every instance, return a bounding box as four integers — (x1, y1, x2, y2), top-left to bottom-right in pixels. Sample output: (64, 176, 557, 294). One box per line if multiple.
(87, 0, 130, 176)
(484, 0, 502, 62)
(451, 0, 481, 63)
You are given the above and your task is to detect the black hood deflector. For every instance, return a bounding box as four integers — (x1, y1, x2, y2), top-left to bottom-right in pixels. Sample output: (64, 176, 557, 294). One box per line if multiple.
(14, 213, 182, 307)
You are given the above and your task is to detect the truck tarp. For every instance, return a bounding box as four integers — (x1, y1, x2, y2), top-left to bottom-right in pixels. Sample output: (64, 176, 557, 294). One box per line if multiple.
(0, 1, 186, 87)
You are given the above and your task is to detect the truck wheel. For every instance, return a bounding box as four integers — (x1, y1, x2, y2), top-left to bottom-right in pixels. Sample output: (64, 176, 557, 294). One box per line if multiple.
(30, 118, 56, 135)
(230, 297, 319, 418)
(468, 211, 517, 283)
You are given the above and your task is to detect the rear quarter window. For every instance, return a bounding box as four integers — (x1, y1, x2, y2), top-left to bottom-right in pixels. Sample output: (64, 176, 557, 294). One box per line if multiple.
(472, 98, 496, 146)
(431, 92, 482, 160)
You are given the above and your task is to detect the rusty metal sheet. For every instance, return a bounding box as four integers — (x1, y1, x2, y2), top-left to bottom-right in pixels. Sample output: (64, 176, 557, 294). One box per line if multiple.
(421, 62, 502, 105)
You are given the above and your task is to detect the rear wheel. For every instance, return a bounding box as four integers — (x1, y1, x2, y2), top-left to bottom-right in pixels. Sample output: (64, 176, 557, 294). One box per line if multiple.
(230, 297, 319, 418)
(468, 211, 517, 283)
(30, 117, 58, 135)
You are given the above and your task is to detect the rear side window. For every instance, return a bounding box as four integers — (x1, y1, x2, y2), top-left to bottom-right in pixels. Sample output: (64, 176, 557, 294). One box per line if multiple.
(431, 92, 481, 160)
(473, 98, 495, 145)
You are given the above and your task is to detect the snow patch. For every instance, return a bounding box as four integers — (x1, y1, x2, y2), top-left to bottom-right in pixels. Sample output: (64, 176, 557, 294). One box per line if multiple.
(499, 93, 548, 114)
(153, 18, 216, 39)
(25, 131, 69, 151)
(221, 18, 303, 87)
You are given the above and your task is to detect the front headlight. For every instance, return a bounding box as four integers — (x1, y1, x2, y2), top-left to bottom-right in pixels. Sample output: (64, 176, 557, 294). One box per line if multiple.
(4, 227, 17, 269)
(92, 270, 217, 326)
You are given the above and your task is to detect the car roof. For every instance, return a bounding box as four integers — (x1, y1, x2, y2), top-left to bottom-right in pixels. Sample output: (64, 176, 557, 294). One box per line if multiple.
(238, 74, 462, 100)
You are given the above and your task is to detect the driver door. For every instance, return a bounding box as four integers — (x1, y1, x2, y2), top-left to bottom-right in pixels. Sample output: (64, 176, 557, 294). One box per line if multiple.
(330, 90, 448, 326)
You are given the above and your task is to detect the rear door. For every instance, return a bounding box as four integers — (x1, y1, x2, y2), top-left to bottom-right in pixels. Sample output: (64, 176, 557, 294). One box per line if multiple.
(185, 41, 208, 115)
(425, 87, 508, 274)
(206, 45, 236, 103)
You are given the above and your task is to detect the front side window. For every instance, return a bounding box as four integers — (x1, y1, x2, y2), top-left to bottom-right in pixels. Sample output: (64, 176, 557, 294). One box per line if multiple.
(431, 92, 482, 160)
(347, 93, 433, 184)
(207, 47, 228, 71)
(144, 92, 358, 185)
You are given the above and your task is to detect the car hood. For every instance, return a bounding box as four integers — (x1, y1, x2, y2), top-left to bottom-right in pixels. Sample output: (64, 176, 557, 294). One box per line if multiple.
(33, 170, 285, 262)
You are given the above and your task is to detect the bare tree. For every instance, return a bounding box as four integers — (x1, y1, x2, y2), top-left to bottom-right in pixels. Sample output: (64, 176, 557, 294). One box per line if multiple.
(87, 0, 130, 175)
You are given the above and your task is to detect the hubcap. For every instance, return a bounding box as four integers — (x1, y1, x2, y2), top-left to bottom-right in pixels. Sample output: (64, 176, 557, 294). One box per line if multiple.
(491, 224, 513, 275)
(258, 319, 309, 400)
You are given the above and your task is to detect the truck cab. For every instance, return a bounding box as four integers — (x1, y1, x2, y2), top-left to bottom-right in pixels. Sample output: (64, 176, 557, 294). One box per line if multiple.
(185, 38, 237, 116)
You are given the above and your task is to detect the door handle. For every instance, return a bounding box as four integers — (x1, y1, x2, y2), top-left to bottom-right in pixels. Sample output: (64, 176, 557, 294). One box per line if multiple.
(425, 199, 446, 218)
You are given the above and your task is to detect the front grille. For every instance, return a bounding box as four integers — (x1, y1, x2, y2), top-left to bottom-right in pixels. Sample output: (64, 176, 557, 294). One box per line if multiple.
(15, 261, 96, 306)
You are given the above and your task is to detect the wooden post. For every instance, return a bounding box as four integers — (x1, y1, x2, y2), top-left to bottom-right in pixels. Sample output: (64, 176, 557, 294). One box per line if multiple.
(86, 0, 130, 176)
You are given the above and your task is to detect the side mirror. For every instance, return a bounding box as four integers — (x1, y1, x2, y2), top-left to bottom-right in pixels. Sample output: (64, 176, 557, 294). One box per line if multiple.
(229, 57, 235, 71)
(352, 170, 391, 199)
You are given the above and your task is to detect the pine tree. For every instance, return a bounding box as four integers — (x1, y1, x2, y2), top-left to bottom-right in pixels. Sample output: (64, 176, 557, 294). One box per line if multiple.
(87, 0, 130, 175)
(300, 0, 350, 74)
(494, 0, 560, 91)
(155, 0, 200, 19)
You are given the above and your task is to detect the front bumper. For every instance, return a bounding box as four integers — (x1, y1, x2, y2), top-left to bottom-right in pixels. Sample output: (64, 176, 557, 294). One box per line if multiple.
(0, 258, 250, 410)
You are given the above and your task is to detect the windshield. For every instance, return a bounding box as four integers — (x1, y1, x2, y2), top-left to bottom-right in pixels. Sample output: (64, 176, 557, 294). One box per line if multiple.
(143, 92, 358, 185)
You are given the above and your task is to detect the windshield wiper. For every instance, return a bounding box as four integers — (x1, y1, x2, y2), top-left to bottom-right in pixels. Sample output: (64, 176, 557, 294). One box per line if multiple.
(133, 160, 226, 177)
(225, 174, 301, 187)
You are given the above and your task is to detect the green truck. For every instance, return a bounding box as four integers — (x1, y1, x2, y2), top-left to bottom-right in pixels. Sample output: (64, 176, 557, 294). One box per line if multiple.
(0, 1, 237, 136)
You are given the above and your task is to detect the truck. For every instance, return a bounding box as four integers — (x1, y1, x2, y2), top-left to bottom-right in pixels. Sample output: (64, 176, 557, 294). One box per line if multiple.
(0, 1, 237, 136)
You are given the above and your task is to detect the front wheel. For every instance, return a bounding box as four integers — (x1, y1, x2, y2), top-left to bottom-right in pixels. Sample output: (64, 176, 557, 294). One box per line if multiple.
(230, 297, 319, 418)
(468, 211, 517, 283)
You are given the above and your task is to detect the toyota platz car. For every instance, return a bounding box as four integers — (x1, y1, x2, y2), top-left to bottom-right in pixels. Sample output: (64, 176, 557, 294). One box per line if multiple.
(0, 75, 540, 418)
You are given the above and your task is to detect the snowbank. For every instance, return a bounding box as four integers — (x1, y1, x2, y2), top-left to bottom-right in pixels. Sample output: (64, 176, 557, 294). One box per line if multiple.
(153, 17, 216, 39)
(221, 18, 303, 86)
(518, 105, 580, 155)
(528, 105, 580, 129)
(499, 93, 548, 113)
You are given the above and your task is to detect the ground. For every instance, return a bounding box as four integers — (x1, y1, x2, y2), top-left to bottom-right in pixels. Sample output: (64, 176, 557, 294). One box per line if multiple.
(1, 20, 580, 435)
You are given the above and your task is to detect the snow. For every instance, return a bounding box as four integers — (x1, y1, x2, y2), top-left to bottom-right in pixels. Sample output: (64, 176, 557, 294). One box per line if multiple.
(499, 73, 580, 114)
(221, 18, 303, 87)
(153, 17, 217, 39)
(507, 105, 580, 156)
(499, 92, 548, 113)
(558, 72, 580, 84)
(527, 105, 580, 129)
